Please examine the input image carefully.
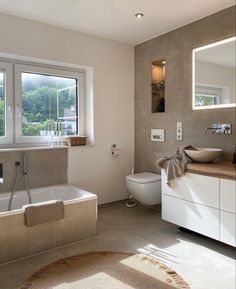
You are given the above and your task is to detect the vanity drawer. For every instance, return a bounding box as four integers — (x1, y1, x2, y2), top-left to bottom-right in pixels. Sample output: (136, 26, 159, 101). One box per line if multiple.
(220, 210, 236, 247)
(162, 194, 220, 240)
(162, 171, 219, 208)
(220, 179, 236, 214)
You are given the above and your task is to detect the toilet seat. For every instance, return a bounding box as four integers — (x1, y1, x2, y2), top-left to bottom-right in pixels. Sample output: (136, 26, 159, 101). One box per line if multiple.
(126, 172, 161, 184)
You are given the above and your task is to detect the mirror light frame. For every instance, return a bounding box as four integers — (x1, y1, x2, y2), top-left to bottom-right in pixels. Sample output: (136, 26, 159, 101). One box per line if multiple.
(192, 36, 236, 110)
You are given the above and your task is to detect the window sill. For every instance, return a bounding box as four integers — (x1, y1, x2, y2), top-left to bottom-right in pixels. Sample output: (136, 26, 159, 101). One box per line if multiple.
(67, 144, 95, 149)
(0, 143, 95, 152)
(0, 145, 69, 152)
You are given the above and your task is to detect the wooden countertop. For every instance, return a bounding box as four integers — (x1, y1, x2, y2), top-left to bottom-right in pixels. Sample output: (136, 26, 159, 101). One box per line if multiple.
(186, 162, 236, 180)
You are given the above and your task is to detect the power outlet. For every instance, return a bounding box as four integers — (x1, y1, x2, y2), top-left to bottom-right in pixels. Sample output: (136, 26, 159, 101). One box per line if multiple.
(177, 122, 183, 141)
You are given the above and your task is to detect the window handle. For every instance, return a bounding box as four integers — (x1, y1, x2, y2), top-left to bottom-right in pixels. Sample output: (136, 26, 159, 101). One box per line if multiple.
(7, 105, 13, 118)
(16, 104, 21, 118)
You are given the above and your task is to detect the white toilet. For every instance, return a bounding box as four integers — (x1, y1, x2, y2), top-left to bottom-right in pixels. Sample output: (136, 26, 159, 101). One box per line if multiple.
(126, 172, 161, 206)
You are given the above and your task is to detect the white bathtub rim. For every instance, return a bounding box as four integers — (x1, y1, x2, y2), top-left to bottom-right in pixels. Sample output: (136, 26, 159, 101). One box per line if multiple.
(0, 183, 97, 217)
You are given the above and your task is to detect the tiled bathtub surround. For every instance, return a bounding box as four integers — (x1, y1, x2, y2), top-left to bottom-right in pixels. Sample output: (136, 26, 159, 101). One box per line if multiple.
(0, 148, 97, 264)
(135, 6, 236, 173)
(0, 199, 97, 264)
(0, 148, 68, 193)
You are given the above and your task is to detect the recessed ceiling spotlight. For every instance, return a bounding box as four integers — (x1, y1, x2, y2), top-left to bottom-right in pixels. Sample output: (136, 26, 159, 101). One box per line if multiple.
(162, 61, 166, 64)
(135, 13, 144, 19)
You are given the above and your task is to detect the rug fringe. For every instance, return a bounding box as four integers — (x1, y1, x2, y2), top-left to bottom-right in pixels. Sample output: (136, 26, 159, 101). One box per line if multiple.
(19, 251, 190, 289)
(136, 253, 190, 289)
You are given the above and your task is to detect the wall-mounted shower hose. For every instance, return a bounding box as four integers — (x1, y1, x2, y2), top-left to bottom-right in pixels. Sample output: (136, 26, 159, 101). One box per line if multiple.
(8, 155, 32, 211)
(8, 161, 21, 211)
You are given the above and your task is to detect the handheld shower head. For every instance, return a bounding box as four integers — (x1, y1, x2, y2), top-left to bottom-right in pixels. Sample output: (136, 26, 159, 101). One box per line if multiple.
(23, 154, 27, 175)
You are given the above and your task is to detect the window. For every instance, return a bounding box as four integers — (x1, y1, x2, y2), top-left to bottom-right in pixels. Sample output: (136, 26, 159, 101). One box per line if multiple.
(15, 64, 84, 143)
(0, 69, 5, 137)
(0, 60, 85, 145)
(0, 62, 13, 144)
(195, 84, 222, 107)
(195, 93, 217, 106)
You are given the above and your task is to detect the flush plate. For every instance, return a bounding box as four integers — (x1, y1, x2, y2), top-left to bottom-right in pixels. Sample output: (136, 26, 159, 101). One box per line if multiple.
(151, 129, 165, 142)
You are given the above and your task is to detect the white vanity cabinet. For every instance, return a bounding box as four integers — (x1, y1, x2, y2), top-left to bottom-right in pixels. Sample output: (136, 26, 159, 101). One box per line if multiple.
(220, 179, 236, 214)
(219, 179, 236, 246)
(162, 170, 236, 247)
(220, 211, 235, 246)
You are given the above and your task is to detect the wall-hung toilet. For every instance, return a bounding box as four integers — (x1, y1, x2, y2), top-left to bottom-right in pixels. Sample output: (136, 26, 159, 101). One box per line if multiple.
(126, 172, 161, 206)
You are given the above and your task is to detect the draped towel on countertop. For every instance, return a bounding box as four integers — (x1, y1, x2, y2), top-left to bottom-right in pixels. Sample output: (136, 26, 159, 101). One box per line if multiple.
(156, 145, 196, 185)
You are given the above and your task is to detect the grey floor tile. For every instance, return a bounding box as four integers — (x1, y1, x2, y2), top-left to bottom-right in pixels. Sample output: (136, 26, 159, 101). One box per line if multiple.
(0, 204, 235, 289)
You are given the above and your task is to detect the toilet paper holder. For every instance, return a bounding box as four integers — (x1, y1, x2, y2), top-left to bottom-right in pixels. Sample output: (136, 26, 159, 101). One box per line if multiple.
(111, 144, 120, 157)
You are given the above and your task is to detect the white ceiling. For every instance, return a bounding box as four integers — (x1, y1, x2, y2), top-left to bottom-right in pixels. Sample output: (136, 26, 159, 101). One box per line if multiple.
(0, 0, 234, 45)
(196, 40, 236, 68)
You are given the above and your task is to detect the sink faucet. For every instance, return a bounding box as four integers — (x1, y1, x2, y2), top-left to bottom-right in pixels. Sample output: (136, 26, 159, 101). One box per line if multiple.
(204, 127, 217, 134)
(204, 124, 232, 135)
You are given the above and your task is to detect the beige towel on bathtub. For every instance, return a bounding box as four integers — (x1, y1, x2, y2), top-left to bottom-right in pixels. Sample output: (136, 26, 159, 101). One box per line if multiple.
(24, 200, 64, 227)
(156, 145, 196, 185)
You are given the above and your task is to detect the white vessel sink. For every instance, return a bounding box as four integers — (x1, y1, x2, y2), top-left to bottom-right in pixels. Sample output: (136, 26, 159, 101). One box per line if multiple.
(184, 148, 223, 163)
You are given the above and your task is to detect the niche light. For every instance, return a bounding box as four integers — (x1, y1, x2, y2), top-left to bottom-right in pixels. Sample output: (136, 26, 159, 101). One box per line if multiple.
(135, 13, 144, 19)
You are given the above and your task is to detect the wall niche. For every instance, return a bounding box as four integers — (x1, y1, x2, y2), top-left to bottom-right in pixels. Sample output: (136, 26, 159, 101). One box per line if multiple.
(151, 60, 166, 113)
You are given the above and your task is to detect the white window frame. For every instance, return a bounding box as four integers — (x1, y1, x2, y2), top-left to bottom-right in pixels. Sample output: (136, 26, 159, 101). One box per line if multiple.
(15, 63, 85, 144)
(195, 84, 221, 107)
(0, 61, 13, 144)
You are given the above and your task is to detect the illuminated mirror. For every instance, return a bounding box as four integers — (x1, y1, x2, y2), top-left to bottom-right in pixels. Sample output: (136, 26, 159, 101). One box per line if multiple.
(193, 37, 236, 110)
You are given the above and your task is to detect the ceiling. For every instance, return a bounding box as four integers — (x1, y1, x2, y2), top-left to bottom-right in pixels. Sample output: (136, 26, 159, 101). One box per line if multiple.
(0, 0, 234, 45)
(196, 39, 236, 68)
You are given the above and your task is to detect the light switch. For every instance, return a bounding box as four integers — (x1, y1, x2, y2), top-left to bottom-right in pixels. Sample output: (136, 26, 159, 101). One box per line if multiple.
(151, 129, 165, 142)
(177, 122, 182, 128)
(177, 122, 183, 141)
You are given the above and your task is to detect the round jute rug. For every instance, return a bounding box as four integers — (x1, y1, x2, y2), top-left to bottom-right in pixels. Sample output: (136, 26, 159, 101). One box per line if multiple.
(19, 251, 190, 289)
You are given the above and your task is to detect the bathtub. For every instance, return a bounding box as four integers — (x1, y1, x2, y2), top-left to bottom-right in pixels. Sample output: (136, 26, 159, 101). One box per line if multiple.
(0, 184, 97, 264)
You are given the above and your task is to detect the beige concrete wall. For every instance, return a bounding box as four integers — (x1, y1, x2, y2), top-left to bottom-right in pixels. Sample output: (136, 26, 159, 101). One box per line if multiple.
(0, 12, 134, 204)
(135, 6, 236, 173)
(0, 148, 68, 193)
